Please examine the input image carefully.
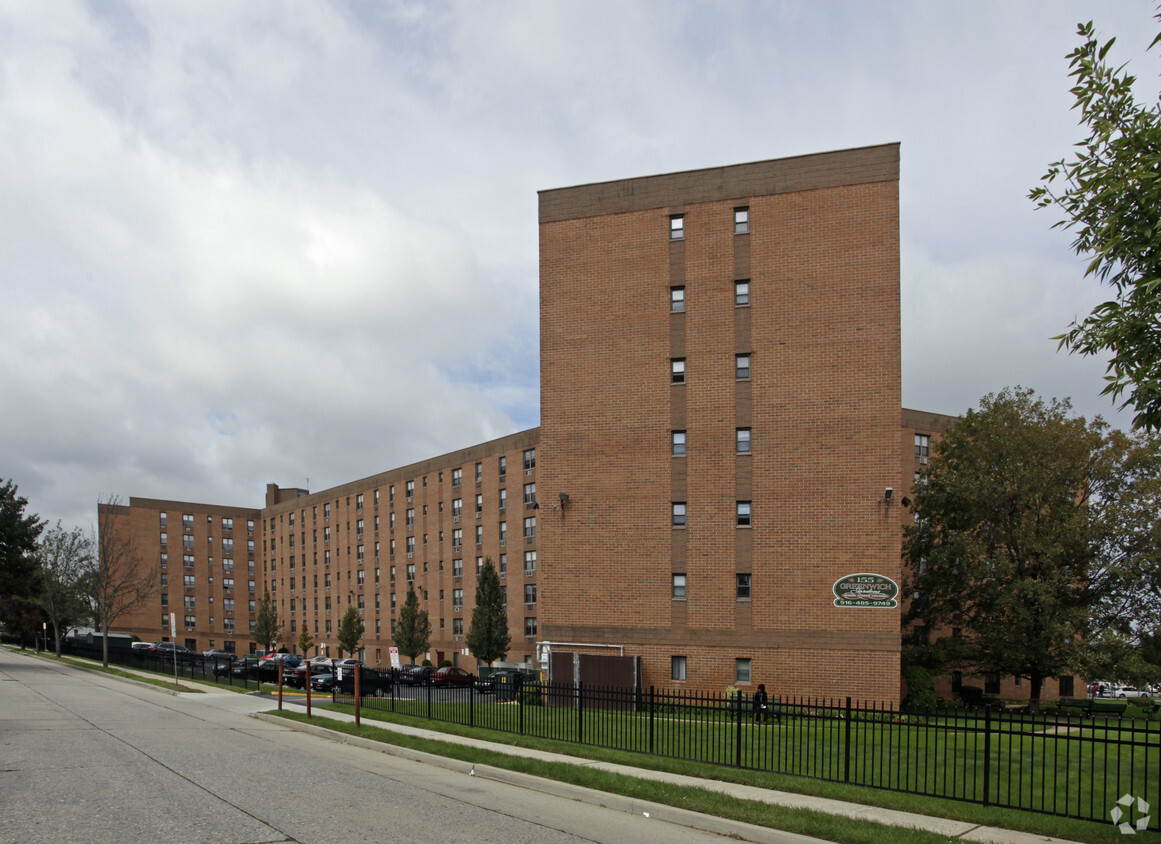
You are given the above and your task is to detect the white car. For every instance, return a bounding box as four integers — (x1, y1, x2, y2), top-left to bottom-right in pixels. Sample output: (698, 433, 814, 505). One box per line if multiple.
(1111, 685, 1150, 698)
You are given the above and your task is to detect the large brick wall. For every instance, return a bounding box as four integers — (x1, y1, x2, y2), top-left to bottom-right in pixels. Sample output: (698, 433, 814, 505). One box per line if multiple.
(538, 145, 906, 703)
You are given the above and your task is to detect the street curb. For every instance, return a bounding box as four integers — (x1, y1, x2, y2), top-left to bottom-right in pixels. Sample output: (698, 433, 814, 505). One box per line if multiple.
(251, 711, 827, 844)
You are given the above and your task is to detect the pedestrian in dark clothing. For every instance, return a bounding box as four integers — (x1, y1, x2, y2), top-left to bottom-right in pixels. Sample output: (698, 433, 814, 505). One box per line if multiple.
(753, 684, 770, 724)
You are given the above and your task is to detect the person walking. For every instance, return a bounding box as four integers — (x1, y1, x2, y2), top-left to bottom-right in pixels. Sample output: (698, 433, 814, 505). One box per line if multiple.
(753, 683, 770, 724)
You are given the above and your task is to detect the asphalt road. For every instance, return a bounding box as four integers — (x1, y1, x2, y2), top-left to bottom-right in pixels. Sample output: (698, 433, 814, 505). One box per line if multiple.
(0, 651, 791, 844)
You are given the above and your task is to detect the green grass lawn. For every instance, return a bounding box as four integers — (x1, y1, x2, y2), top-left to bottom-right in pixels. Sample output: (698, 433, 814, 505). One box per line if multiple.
(349, 689, 1160, 832)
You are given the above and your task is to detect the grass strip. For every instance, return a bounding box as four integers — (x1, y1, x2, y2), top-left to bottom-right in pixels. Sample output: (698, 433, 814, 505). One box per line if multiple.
(283, 704, 1157, 844)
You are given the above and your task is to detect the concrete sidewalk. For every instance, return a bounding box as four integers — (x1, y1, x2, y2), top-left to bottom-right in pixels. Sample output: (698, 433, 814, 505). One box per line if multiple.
(24, 651, 1088, 844)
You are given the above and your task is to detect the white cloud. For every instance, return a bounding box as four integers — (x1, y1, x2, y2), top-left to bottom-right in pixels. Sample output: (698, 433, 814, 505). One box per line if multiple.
(0, 0, 1157, 527)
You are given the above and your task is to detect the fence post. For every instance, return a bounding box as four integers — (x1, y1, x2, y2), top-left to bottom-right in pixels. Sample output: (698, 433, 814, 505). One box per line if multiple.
(577, 682, 583, 744)
(648, 686, 655, 756)
(469, 683, 474, 728)
(982, 704, 992, 807)
(843, 697, 852, 783)
(518, 680, 525, 735)
(735, 690, 743, 768)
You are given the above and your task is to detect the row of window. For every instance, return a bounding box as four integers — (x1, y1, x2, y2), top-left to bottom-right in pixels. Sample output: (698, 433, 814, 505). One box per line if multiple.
(670, 280, 750, 312)
(163, 613, 240, 633)
(671, 429, 751, 455)
(670, 354, 750, 383)
(672, 501, 751, 527)
(160, 534, 248, 554)
(671, 655, 755, 684)
(670, 572, 751, 600)
(161, 513, 251, 533)
(668, 206, 749, 240)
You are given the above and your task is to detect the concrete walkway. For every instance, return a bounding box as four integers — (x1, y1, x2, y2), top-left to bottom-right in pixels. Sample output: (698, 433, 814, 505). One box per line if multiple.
(29, 651, 1089, 844)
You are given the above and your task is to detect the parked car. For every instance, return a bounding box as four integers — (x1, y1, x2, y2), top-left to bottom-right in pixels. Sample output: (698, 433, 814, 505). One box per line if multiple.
(475, 668, 527, 694)
(310, 671, 336, 693)
(286, 658, 330, 689)
(258, 654, 304, 681)
(150, 642, 199, 663)
(229, 655, 261, 679)
(399, 665, 435, 686)
(1112, 685, 1151, 698)
(336, 664, 388, 696)
(131, 642, 155, 653)
(430, 667, 476, 687)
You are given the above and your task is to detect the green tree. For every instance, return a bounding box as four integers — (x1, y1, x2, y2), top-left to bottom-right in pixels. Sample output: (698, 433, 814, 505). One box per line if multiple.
(34, 523, 94, 657)
(254, 591, 280, 653)
(465, 557, 510, 666)
(337, 605, 364, 658)
(0, 479, 46, 642)
(297, 628, 315, 657)
(1030, 16, 1161, 430)
(393, 584, 431, 665)
(904, 388, 1161, 711)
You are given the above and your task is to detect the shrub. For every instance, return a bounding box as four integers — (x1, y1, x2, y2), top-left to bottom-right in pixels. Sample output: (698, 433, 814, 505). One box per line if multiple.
(902, 665, 937, 712)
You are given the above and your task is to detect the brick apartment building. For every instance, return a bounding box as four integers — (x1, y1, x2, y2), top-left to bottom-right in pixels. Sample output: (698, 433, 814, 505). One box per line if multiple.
(101, 143, 1022, 704)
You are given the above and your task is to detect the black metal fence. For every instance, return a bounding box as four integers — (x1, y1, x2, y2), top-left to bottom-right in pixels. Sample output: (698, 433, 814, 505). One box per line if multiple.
(338, 680, 1161, 831)
(55, 641, 264, 691)
(30, 639, 1159, 832)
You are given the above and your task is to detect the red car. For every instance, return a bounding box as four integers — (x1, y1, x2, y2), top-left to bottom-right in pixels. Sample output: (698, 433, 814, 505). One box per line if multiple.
(430, 667, 476, 687)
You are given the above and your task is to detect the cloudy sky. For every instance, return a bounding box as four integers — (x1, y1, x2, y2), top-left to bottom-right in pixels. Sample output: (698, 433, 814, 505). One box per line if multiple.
(2, 1, 1157, 528)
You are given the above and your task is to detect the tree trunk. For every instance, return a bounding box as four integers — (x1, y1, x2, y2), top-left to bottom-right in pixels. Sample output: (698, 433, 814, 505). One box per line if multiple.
(1029, 671, 1043, 714)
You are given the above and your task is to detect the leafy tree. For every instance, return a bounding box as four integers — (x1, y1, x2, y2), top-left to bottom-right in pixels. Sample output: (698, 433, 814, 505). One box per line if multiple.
(0, 479, 46, 641)
(904, 388, 1161, 711)
(254, 591, 280, 653)
(34, 523, 94, 656)
(393, 584, 431, 665)
(91, 496, 158, 667)
(465, 557, 510, 666)
(297, 628, 315, 657)
(1030, 17, 1161, 430)
(337, 605, 364, 658)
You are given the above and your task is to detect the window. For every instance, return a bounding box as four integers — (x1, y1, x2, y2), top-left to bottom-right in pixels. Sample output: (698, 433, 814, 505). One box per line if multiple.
(475, 494, 483, 515)
(475, 462, 483, 484)
(672, 502, 687, 527)
(524, 584, 537, 604)
(160, 573, 168, 588)
(183, 535, 194, 550)
(452, 528, 462, 549)
(183, 513, 194, 530)
(223, 577, 234, 591)
(672, 573, 686, 599)
(324, 502, 331, 520)
(452, 467, 462, 487)
(406, 480, 414, 500)
(523, 517, 536, 539)
(523, 448, 536, 472)
(524, 617, 537, 636)
(406, 536, 415, 554)
(452, 498, 463, 518)
(160, 532, 168, 546)
(159, 512, 167, 529)
(475, 525, 483, 546)
(184, 614, 196, 628)
(499, 488, 507, 510)
(669, 214, 684, 239)
(671, 656, 687, 681)
(476, 556, 484, 575)
(735, 280, 750, 307)
(671, 358, 686, 383)
(737, 501, 752, 527)
(736, 428, 752, 453)
(406, 563, 415, 581)
(499, 521, 507, 544)
(524, 550, 536, 575)
(453, 558, 463, 577)
(356, 493, 364, 511)
(356, 518, 364, 538)
(672, 430, 687, 456)
(184, 595, 196, 610)
(670, 286, 685, 312)
(406, 508, 415, 529)
(736, 573, 752, 600)
(736, 354, 751, 379)
(498, 455, 507, 477)
(183, 575, 195, 588)
(736, 659, 752, 684)
(523, 483, 536, 506)
(357, 569, 365, 587)
(915, 434, 931, 459)
(985, 673, 1001, 695)
(499, 554, 507, 576)
(453, 588, 463, 608)
(734, 206, 749, 234)
(1059, 676, 1075, 697)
